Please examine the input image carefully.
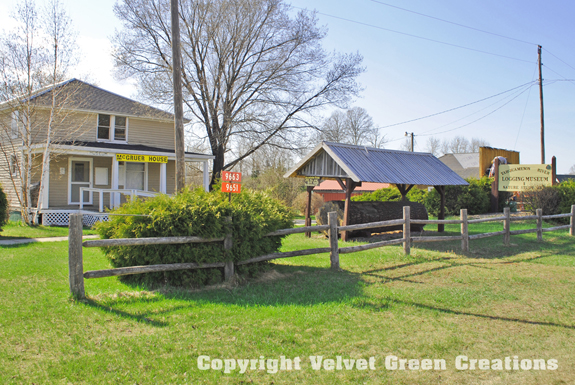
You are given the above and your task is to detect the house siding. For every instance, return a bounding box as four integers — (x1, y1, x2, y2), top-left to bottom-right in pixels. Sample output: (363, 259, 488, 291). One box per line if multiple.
(128, 118, 174, 150)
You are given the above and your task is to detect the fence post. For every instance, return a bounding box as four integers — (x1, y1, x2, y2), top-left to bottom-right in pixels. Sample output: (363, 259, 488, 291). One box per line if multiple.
(536, 208, 543, 242)
(328, 211, 340, 270)
(68, 213, 85, 299)
(224, 216, 234, 281)
(503, 207, 511, 246)
(460, 209, 469, 252)
(571, 205, 575, 236)
(403, 206, 411, 255)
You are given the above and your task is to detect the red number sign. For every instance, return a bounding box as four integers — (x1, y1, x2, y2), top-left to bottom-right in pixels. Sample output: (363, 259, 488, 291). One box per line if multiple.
(222, 171, 242, 182)
(221, 182, 242, 193)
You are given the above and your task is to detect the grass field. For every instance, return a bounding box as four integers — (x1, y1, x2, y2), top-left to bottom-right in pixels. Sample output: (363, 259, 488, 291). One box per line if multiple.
(0, 221, 97, 239)
(1, 219, 574, 384)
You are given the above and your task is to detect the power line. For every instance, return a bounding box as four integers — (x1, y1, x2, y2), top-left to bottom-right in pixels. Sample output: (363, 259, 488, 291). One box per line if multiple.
(513, 63, 539, 150)
(543, 48, 575, 73)
(293, 7, 534, 64)
(418, 86, 533, 136)
(542, 65, 575, 87)
(417, 84, 534, 136)
(368, 0, 537, 46)
(379, 81, 536, 130)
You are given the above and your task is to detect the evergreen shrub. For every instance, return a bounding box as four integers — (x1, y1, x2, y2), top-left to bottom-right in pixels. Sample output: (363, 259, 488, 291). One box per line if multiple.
(351, 186, 427, 204)
(94, 187, 294, 287)
(425, 178, 490, 216)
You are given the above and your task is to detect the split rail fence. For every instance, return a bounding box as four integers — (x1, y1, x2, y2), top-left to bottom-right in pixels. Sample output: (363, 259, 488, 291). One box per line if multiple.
(69, 205, 575, 299)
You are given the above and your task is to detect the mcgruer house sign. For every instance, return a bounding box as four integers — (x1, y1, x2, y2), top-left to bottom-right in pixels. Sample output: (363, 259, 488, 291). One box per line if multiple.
(498, 164, 553, 191)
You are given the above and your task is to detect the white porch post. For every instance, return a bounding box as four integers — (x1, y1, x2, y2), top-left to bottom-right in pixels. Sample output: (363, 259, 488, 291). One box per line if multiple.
(111, 155, 119, 208)
(160, 162, 167, 194)
(41, 156, 50, 209)
(203, 160, 210, 191)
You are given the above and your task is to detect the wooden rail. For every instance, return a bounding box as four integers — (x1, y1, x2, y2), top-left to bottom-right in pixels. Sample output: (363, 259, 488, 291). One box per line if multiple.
(68, 205, 575, 299)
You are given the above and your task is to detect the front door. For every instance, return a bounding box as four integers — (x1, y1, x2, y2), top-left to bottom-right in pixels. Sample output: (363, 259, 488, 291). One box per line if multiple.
(69, 158, 93, 204)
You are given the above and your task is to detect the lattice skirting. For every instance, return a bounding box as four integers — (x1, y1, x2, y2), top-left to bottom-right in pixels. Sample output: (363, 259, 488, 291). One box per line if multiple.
(42, 212, 109, 227)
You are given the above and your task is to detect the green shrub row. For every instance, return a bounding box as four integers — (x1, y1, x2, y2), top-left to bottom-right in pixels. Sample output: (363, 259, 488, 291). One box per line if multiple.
(521, 179, 575, 219)
(94, 187, 294, 288)
(350, 177, 513, 216)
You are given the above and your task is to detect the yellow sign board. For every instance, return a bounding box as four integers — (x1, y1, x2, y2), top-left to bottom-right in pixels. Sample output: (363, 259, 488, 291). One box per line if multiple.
(499, 164, 552, 192)
(305, 177, 321, 186)
(116, 154, 168, 163)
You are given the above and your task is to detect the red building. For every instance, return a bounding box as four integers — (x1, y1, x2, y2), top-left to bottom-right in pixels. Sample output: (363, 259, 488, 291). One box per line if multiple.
(313, 180, 390, 202)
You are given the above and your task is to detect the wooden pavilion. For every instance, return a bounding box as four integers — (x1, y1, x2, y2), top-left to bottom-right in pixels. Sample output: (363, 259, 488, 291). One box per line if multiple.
(284, 142, 469, 241)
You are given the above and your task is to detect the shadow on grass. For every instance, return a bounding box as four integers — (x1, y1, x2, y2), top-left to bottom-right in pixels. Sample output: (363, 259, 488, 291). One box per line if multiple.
(353, 297, 575, 330)
(82, 264, 365, 326)
(83, 298, 170, 327)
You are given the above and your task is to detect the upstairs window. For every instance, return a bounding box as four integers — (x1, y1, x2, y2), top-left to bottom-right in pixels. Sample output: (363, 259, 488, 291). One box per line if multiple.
(11, 111, 20, 138)
(97, 114, 128, 142)
(97, 114, 111, 140)
(114, 116, 127, 141)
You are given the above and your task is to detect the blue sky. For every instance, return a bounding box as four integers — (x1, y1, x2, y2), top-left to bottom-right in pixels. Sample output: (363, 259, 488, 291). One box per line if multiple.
(2, 0, 574, 171)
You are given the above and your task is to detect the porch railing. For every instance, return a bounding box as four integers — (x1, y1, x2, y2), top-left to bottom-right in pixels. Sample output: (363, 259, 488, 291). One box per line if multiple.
(79, 187, 162, 212)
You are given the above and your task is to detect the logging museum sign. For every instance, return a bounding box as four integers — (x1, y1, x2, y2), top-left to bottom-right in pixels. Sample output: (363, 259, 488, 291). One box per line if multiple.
(498, 164, 552, 192)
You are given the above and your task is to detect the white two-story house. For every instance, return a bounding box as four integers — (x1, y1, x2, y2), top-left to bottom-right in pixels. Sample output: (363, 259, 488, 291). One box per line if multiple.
(0, 79, 213, 225)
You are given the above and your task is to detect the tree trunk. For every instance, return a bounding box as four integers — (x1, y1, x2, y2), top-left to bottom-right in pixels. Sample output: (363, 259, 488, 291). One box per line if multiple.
(210, 144, 225, 188)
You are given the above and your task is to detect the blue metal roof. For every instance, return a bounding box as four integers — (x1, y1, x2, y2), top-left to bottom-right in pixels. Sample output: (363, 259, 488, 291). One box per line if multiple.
(286, 142, 468, 186)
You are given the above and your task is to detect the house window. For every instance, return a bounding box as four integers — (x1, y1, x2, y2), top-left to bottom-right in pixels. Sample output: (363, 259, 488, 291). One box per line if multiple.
(114, 116, 127, 141)
(11, 111, 20, 138)
(97, 114, 128, 142)
(98, 114, 110, 140)
(9, 154, 18, 176)
(125, 162, 145, 190)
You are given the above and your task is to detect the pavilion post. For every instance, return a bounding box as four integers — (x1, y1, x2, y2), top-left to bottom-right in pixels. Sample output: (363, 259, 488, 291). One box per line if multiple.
(342, 178, 357, 242)
(305, 186, 314, 238)
(434, 185, 445, 233)
(551, 156, 557, 185)
(490, 158, 500, 212)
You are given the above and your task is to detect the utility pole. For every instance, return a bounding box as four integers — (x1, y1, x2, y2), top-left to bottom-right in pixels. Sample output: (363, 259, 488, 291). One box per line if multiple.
(538, 45, 545, 164)
(171, 0, 186, 190)
(405, 132, 414, 152)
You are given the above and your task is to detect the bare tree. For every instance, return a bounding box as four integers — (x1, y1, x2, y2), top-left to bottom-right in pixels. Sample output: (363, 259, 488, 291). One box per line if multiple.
(317, 110, 348, 143)
(112, 0, 364, 187)
(569, 164, 575, 175)
(0, 0, 79, 223)
(469, 137, 490, 152)
(346, 107, 375, 146)
(316, 106, 384, 148)
(448, 136, 470, 153)
(400, 136, 415, 151)
(425, 136, 441, 156)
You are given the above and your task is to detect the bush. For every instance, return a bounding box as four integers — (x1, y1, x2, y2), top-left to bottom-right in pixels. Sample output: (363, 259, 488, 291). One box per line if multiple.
(94, 187, 294, 288)
(351, 186, 427, 204)
(0, 184, 7, 231)
(521, 180, 575, 218)
(556, 179, 575, 214)
(293, 191, 324, 216)
(424, 178, 490, 216)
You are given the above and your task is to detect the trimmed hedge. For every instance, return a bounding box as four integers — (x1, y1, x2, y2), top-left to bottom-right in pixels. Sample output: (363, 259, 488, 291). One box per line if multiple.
(351, 186, 427, 204)
(94, 187, 294, 287)
(0, 184, 7, 231)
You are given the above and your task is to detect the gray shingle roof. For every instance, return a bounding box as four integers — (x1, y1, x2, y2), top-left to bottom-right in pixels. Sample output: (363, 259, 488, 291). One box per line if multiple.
(285, 142, 468, 186)
(14, 79, 178, 121)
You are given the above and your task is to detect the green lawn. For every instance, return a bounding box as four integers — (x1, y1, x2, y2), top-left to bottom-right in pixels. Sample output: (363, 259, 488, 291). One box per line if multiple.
(1, 219, 574, 384)
(0, 221, 97, 239)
